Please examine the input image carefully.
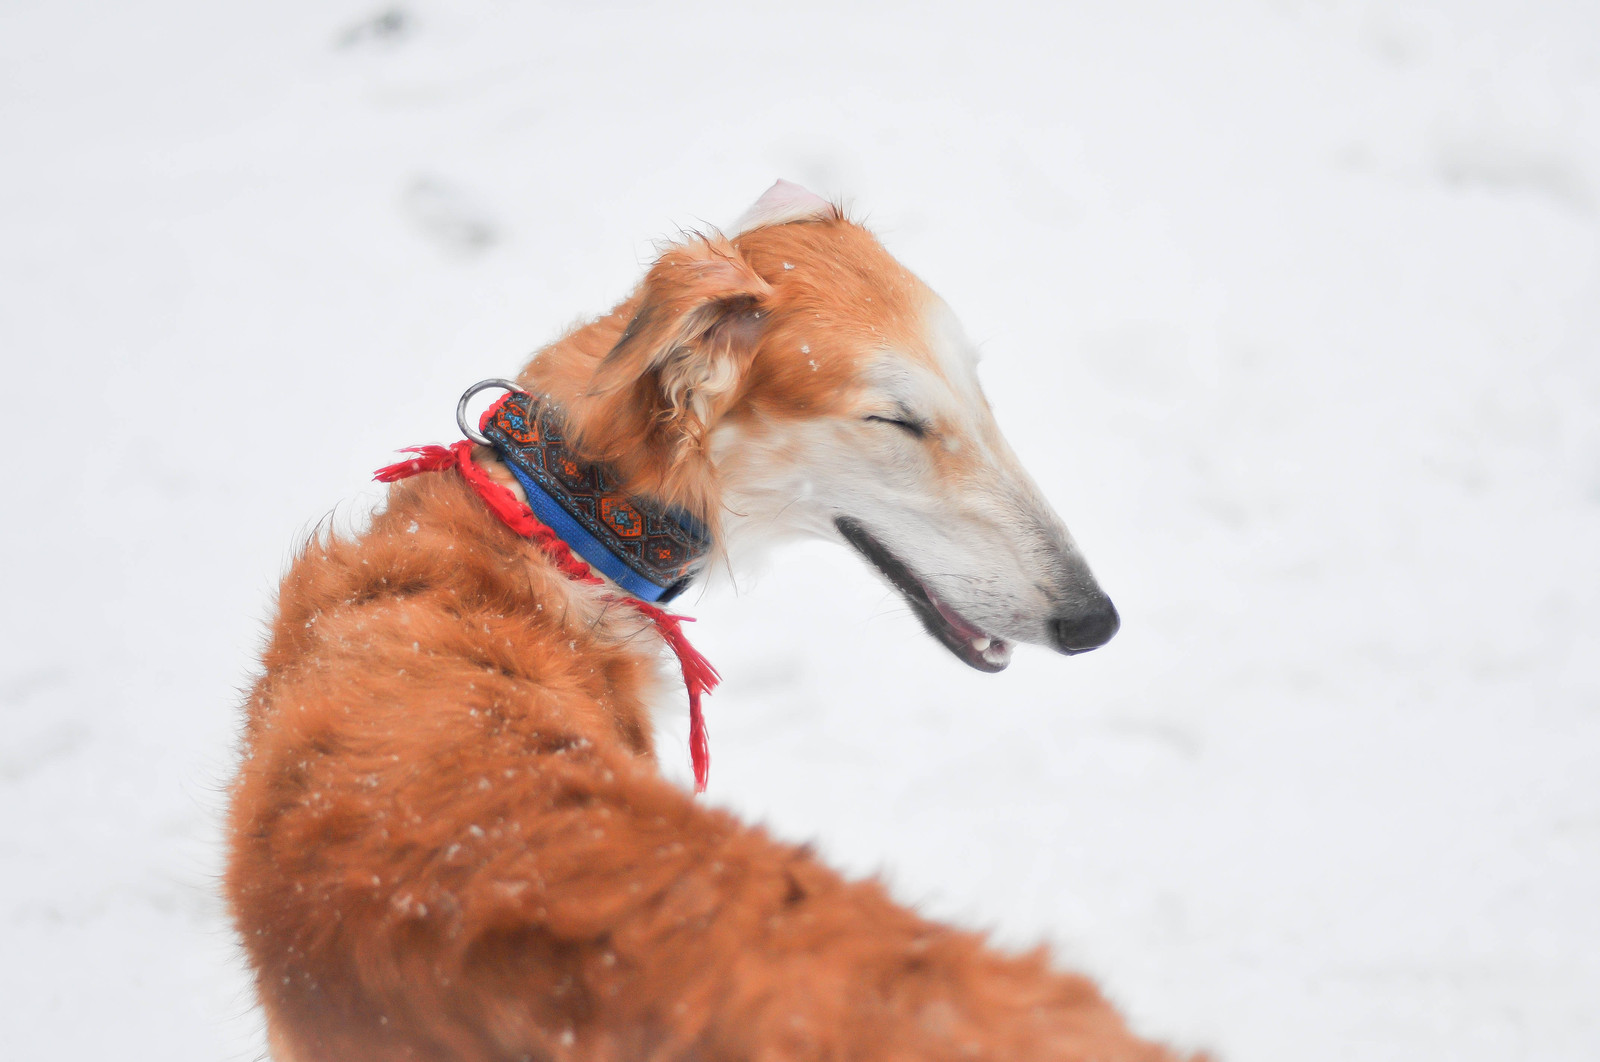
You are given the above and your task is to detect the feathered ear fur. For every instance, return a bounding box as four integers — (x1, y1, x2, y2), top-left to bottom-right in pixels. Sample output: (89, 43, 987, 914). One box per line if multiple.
(571, 235, 771, 521)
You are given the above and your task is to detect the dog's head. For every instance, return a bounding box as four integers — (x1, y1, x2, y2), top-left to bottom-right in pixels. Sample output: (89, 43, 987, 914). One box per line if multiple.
(565, 181, 1116, 671)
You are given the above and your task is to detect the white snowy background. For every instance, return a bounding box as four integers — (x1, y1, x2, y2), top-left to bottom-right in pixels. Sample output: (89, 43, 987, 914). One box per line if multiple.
(3, 1, 1597, 1059)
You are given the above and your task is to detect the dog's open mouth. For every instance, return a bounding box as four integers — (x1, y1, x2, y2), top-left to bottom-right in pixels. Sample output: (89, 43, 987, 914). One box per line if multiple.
(835, 516, 1013, 673)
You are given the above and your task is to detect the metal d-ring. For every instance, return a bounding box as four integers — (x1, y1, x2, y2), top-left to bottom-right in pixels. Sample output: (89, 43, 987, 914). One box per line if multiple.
(456, 378, 526, 446)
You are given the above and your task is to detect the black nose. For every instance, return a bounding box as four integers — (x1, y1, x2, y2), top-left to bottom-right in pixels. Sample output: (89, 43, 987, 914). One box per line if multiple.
(1050, 598, 1120, 655)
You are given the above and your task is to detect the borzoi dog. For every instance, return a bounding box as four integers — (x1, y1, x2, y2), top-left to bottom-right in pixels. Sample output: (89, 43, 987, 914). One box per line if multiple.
(226, 181, 1184, 1062)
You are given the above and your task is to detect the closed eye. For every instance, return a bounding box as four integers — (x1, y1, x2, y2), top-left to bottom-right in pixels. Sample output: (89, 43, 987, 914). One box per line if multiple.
(865, 413, 929, 439)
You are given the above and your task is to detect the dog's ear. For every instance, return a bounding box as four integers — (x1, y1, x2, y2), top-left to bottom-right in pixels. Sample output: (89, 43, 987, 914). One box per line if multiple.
(583, 236, 771, 460)
(733, 178, 835, 233)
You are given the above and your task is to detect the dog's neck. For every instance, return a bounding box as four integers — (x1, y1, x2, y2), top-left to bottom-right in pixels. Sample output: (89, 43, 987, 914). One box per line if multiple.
(470, 297, 657, 553)
(510, 294, 724, 539)
(437, 384, 717, 782)
(470, 391, 710, 603)
(514, 299, 642, 474)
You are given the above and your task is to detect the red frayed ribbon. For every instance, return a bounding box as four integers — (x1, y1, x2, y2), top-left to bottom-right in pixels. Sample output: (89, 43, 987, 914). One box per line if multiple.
(374, 442, 717, 792)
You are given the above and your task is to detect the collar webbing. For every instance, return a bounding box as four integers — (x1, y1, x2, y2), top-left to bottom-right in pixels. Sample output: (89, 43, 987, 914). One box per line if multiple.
(479, 392, 710, 603)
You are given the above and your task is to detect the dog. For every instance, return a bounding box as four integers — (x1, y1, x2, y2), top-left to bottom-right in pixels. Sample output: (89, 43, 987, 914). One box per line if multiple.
(226, 181, 1185, 1062)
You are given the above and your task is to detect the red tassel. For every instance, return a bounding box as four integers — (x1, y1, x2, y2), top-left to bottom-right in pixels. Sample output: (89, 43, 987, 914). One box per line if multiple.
(376, 437, 720, 792)
(633, 604, 720, 793)
(374, 445, 460, 482)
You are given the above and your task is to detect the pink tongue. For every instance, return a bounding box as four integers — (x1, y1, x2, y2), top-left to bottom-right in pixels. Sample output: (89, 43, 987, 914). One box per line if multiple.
(930, 592, 984, 642)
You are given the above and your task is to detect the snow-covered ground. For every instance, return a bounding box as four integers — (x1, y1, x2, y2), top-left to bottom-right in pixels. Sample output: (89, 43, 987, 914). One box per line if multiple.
(3, 1, 1598, 1058)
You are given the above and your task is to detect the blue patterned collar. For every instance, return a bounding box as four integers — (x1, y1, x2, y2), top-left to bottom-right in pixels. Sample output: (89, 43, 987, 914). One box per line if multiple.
(476, 389, 710, 603)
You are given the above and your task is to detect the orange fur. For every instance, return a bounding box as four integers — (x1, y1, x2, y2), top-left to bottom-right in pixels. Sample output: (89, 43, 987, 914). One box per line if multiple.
(226, 211, 1193, 1061)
